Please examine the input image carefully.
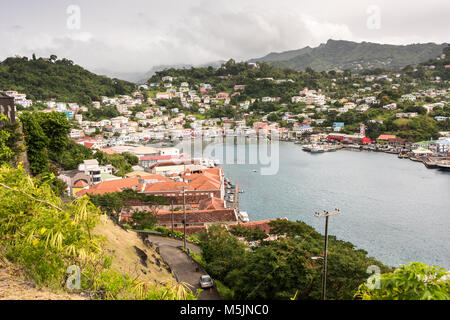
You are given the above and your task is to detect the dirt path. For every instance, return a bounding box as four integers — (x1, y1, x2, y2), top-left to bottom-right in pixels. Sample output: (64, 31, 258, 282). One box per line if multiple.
(0, 264, 87, 300)
(145, 235, 221, 300)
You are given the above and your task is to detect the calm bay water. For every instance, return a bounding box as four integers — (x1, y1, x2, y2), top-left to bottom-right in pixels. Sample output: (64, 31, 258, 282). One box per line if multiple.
(213, 141, 449, 269)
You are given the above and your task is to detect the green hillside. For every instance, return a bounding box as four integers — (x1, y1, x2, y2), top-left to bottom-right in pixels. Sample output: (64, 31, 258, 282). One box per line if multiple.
(0, 56, 135, 105)
(250, 39, 448, 72)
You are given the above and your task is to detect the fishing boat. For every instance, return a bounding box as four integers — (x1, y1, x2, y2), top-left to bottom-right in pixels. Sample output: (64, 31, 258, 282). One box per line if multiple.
(302, 145, 312, 152)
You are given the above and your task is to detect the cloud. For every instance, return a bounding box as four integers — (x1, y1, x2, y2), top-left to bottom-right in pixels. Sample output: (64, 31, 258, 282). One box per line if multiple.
(0, 0, 448, 75)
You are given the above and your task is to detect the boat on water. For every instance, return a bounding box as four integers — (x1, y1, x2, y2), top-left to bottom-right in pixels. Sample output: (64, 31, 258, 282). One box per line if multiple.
(398, 152, 409, 159)
(310, 146, 325, 153)
(303, 144, 337, 153)
(436, 160, 450, 171)
(238, 211, 250, 222)
(423, 158, 439, 169)
(345, 144, 361, 150)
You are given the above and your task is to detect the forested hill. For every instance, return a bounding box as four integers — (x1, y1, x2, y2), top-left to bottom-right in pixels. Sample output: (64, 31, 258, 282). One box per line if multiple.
(0, 56, 135, 105)
(249, 39, 448, 72)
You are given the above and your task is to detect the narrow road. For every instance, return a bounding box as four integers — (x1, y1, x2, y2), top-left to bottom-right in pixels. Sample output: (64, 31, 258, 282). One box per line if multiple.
(145, 235, 221, 300)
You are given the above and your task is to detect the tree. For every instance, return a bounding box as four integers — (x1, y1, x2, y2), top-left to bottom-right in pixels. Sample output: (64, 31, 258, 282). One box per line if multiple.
(0, 115, 13, 164)
(131, 210, 158, 230)
(198, 225, 248, 280)
(19, 112, 50, 175)
(355, 262, 450, 300)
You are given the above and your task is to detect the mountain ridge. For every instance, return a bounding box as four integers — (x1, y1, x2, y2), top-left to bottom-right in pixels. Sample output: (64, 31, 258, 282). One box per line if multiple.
(248, 39, 448, 72)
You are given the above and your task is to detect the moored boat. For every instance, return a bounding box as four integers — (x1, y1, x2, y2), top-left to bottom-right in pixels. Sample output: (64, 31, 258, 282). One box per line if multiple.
(310, 146, 325, 153)
(238, 211, 250, 222)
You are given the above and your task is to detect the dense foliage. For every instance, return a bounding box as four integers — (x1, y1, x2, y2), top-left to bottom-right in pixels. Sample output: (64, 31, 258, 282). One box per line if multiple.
(355, 262, 450, 300)
(19, 111, 137, 178)
(88, 189, 168, 224)
(0, 56, 135, 105)
(198, 221, 390, 300)
(94, 151, 139, 177)
(0, 166, 197, 300)
(0, 115, 23, 165)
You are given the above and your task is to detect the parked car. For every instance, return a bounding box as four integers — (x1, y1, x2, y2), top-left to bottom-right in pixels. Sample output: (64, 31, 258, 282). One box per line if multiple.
(200, 275, 213, 288)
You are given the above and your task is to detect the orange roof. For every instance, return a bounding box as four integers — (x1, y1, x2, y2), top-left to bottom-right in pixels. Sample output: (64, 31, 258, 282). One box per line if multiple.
(231, 218, 288, 235)
(73, 180, 88, 188)
(199, 197, 225, 210)
(100, 148, 117, 155)
(377, 134, 396, 140)
(77, 175, 172, 196)
(182, 167, 222, 191)
(77, 167, 223, 196)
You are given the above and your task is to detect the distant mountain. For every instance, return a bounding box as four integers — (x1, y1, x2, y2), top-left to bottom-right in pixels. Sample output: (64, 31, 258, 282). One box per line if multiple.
(96, 60, 227, 84)
(0, 56, 135, 105)
(249, 39, 448, 72)
(140, 60, 226, 84)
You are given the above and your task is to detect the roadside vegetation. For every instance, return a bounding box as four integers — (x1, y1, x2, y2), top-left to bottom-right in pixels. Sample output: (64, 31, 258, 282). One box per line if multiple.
(196, 222, 449, 300)
(0, 165, 198, 300)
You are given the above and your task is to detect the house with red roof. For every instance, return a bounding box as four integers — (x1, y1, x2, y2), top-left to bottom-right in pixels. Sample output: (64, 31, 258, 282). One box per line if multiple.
(77, 167, 225, 205)
(376, 134, 396, 144)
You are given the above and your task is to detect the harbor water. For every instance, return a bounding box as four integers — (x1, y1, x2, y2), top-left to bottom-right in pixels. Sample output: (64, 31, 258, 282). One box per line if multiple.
(214, 141, 450, 269)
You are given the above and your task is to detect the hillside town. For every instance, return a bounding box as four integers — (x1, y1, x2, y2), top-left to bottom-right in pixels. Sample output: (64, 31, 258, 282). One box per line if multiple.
(2, 57, 449, 240)
(0, 0, 449, 303)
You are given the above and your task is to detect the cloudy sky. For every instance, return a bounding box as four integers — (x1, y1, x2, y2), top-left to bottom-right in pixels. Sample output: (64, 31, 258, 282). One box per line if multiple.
(0, 0, 449, 75)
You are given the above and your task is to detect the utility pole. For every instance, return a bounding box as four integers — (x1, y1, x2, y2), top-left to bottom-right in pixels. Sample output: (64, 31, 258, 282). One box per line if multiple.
(178, 186, 188, 250)
(314, 209, 340, 301)
(170, 200, 174, 233)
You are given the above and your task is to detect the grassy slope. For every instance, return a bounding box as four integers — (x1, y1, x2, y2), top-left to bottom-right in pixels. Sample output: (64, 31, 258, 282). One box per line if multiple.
(93, 216, 176, 286)
(0, 216, 176, 300)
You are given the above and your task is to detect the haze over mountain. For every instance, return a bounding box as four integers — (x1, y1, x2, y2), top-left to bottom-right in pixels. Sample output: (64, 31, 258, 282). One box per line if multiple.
(98, 40, 448, 83)
(94, 60, 226, 84)
(249, 39, 448, 72)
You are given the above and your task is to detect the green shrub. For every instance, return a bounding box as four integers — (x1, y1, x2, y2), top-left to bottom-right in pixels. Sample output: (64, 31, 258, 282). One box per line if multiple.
(0, 165, 198, 300)
(215, 280, 235, 300)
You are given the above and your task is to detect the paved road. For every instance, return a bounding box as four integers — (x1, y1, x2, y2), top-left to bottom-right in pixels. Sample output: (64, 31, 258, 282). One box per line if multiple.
(145, 235, 221, 300)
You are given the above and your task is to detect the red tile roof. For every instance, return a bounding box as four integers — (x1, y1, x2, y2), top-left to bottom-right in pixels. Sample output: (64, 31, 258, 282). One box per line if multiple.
(377, 134, 396, 140)
(155, 209, 237, 225)
(230, 218, 288, 235)
(73, 180, 88, 188)
(77, 167, 223, 196)
(198, 197, 226, 210)
(76, 175, 173, 196)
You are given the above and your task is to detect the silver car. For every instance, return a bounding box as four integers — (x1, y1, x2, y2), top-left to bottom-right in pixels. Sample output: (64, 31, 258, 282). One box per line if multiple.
(200, 275, 213, 288)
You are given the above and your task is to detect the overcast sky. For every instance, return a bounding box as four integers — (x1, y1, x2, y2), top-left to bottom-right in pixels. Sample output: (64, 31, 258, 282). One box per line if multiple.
(0, 0, 449, 74)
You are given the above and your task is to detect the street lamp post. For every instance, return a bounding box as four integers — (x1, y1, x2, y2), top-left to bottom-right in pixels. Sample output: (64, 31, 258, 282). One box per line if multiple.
(314, 209, 340, 300)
